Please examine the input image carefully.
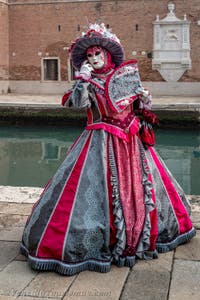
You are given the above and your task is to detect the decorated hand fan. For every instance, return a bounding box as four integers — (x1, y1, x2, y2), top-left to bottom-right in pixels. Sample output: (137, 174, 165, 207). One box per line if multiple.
(105, 60, 143, 113)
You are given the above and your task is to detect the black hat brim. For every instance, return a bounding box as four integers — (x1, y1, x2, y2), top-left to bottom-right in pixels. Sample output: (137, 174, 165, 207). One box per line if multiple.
(70, 36, 124, 69)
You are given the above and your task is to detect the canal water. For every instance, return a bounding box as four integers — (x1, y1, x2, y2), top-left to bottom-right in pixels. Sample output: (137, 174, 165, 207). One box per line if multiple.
(0, 125, 199, 195)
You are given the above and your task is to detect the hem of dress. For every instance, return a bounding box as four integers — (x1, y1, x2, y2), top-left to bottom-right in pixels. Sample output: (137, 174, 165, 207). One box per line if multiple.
(20, 244, 138, 275)
(156, 227, 196, 253)
(136, 249, 158, 260)
(20, 228, 196, 275)
(20, 244, 111, 276)
(112, 256, 136, 268)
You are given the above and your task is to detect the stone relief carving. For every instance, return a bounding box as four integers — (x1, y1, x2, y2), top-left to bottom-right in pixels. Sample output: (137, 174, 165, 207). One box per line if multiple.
(152, 3, 191, 82)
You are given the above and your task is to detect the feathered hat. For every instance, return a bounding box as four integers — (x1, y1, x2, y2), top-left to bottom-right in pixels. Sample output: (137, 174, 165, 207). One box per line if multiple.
(70, 23, 124, 69)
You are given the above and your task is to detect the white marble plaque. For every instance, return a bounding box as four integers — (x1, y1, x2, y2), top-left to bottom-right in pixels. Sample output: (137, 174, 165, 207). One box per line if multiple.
(152, 3, 191, 82)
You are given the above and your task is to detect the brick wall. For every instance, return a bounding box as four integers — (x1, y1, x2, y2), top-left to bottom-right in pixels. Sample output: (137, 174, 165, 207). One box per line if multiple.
(2, 0, 200, 82)
(0, 1, 9, 81)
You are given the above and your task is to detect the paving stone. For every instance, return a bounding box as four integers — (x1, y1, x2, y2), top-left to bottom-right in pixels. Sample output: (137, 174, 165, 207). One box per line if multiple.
(0, 214, 27, 228)
(0, 296, 17, 300)
(0, 186, 42, 204)
(17, 297, 59, 300)
(14, 254, 27, 262)
(0, 261, 37, 297)
(0, 227, 24, 241)
(193, 223, 200, 230)
(187, 195, 200, 228)
(64, 265, 129, 300)
(169, 259, 200, 300)
(191, 211, 200, 221)
(191, 212, 200, 229)
(22, 272, 76, 299)
(0, 203, 33, 215)
(0, 241, 20, 271)
(188, 195, 200, 208)
(120, 252, 173, 300)
(175, 230, 200, 260)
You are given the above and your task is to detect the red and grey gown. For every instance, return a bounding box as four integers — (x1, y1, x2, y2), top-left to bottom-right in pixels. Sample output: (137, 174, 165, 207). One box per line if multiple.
(21, 72, 195, 275)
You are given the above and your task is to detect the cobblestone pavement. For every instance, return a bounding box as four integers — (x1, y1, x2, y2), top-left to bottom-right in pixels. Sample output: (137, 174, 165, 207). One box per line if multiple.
(0, 187, 199, 300)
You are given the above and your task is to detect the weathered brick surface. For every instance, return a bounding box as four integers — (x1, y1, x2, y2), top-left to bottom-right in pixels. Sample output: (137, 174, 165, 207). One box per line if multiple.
(0, 2, 9, 80)
(0, 1, 200, 82)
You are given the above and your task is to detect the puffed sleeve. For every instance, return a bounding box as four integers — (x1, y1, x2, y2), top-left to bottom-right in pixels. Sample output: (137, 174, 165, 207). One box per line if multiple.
(62, 80, 91, 109)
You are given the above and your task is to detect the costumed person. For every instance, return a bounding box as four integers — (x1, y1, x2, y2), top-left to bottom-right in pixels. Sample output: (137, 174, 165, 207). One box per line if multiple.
(20, 23, 195, 275)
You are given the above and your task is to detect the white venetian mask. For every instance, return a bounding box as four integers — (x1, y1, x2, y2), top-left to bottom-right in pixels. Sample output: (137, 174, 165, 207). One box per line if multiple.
(86, 46, 105, 70)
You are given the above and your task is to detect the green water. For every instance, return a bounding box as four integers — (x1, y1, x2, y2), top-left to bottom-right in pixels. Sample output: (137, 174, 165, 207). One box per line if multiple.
(0, 125, 199, 195)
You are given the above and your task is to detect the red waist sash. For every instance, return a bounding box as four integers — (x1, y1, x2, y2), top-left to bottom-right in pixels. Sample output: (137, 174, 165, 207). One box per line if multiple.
(86, 113, 140, 142)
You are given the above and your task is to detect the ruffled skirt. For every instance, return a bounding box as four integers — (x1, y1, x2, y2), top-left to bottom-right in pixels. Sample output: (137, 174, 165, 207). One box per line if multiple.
(21, 129, 195, 275)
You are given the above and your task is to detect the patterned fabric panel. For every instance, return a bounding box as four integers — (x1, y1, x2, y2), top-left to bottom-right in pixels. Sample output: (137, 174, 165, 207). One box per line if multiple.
(145, 148, 179, 243)
(22, 130, 90, 255)
(154, 149, 191, 215)
(62, 130, 111, 263)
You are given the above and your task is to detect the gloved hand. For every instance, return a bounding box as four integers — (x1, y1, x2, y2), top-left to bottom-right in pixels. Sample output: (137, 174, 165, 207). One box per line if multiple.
(136, 86, 152, 110)
(139, 87, 150, 101)
(79, 61, 94, 80)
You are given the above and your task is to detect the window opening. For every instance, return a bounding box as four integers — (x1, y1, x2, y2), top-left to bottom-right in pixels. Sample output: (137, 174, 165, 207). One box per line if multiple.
(43, 58, 59, 81)
(68, 60, 76, 81)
